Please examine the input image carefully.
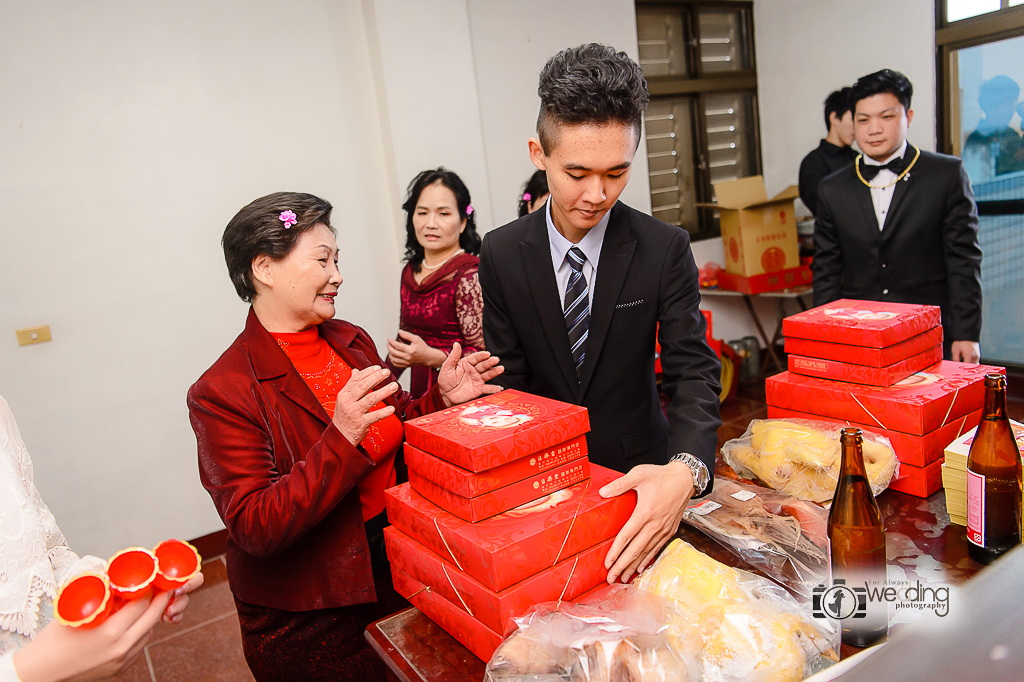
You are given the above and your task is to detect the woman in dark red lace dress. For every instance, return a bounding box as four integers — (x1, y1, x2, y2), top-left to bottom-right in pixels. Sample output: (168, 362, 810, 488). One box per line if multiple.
(386, 168, 485, 398)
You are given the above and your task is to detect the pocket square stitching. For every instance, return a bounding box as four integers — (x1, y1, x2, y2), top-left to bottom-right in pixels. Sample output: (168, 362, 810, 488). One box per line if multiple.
(615, 299, 645, 309)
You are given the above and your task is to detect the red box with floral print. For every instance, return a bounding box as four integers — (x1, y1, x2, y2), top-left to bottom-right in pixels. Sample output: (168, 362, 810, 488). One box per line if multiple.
(785, 327, 944, 367)
(888, 458, 945, 498)
(403, 390, 590, 472)
(404, 435, 588, 498)
(766, 406, 982, 467)
(391, 570, 502, 662)
(782, 299, 941, 348)
(385, 526, 612, 636)
(765, 362, 1001, 436)
(787, 345, 943, 387)
(409, 458, 591, 523)
(384, 465, 635, 592)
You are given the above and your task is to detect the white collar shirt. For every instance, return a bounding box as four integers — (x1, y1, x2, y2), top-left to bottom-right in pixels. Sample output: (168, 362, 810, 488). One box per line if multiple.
(863, 139, 908, 231)
(546, 200, 611, 312)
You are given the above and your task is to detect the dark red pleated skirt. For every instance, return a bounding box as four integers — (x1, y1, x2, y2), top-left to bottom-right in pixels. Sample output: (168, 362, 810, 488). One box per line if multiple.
(233, 515, 408, 682)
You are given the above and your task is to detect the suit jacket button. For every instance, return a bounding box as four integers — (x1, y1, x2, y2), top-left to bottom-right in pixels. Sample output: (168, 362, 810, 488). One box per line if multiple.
(883, 288, 889, 295)
(881, 263, 887, 268)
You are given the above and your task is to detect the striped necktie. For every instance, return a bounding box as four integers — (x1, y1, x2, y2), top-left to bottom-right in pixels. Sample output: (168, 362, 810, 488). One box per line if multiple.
(564, 246, 589, 377)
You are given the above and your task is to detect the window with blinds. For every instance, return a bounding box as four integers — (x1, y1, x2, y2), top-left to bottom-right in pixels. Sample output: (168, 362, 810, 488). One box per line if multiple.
(637, 1, 761, 239)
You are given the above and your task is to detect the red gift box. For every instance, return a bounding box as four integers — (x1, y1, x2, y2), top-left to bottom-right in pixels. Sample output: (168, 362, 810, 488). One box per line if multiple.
(888, 457, 944, 498)
(784, 327, 944, 367)
(409, 458, 591, 523)
(766, 406, 981, 468)
(787, 345, 943, 387)
(404, 390, 589, 473)
(782, 299, 941, 348)
(716, 264, 812, 294)
(392, 570, 501, 662)
(405, 436, 588, 498)
(765, 362, 1002, 436)
(385, 465, 636, 592)
(385, 526, 612, 636)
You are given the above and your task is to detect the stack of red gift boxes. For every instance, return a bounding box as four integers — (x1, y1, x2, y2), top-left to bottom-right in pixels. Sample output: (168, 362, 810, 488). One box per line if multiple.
(384, 390, 637, 660)
(768, 299, 1004, 498)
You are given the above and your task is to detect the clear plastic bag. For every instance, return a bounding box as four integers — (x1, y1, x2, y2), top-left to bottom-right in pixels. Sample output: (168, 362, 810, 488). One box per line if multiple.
(635, 538, 839, 682)
(721, 418, 899, 503)
(683, 477, 828, 602)
(485, 584, 702, 682)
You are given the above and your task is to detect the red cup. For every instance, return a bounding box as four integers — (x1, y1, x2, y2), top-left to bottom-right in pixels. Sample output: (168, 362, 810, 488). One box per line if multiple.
(55, 573, 113, 628)
(153, 539, 202, 591)
(106, 547, 158, 600)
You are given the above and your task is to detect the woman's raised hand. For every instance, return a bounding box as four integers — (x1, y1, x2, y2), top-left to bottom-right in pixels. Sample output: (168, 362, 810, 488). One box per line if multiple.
(437, 343, 504, 407)
(385, 330, 447, 369)
(332, 366, 399, 447)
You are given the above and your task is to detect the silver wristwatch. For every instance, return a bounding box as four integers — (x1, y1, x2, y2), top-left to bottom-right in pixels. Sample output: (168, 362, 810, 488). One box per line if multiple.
(669, 452, 710, 495)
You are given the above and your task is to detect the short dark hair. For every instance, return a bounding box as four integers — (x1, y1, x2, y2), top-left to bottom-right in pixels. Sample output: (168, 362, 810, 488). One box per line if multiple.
(402, 168, 481, 269)
(851, 69, 913, 113)
(536, 43, 649, 153)
(518, 169, 549, 218)
(823, 87, 853, 131)
(222, 192, 334, 302)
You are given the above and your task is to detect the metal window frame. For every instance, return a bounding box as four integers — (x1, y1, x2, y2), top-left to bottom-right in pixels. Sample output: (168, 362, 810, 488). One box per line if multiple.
(637, 0, 760, 240)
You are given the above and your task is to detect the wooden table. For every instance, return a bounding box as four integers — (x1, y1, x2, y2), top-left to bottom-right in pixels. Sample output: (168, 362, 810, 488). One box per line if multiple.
(366, 484, 983, 681)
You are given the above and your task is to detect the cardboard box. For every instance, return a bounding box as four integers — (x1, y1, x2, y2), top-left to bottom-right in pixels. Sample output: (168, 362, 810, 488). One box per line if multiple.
(765, 406, 981, 468)
(784, 327, 944, 368)
(765, 362, 1002, 436)
(409, 458, 591, 523)
(404, 390, 589, 473)
(782, 299, 941, 348)
(385, 526, 612, 636)
(392, 570, 501, 662)
(888, 458, 944, 498)
(405, 436, 588, 498)
(706, 176, 800, 278)
(385, 465, 636, 592)
(787, 345, 943, 387)
(942, 419, 1024, 471)
(716, 265, 813, 295)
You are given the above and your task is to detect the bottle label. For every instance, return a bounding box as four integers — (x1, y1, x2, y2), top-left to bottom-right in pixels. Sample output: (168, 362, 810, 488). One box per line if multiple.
(967, 468, 985, 547)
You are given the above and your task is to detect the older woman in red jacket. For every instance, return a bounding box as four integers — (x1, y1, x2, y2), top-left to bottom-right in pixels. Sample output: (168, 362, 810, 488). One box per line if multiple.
(187, 192, 502, 682)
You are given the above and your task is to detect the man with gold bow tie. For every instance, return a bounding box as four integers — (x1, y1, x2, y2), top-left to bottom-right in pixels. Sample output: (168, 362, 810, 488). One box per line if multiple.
(813, 69, 983, 363)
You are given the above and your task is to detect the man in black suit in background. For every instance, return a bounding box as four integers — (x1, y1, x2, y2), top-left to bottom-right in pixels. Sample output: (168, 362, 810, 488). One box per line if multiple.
(813, 69, 983, 362)
(479, 44, 721, 584)
(799, 87, 858, 216)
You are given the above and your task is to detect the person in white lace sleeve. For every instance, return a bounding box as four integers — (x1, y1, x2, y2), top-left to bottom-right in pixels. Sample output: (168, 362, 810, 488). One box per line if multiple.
(0, 395, 203, 681)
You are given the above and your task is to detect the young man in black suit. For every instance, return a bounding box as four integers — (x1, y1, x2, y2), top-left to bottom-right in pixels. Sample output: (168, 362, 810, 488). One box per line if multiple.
(479, 44, 721, 584)
(813, 69, 983, 362)
(799, 87, 858, 216)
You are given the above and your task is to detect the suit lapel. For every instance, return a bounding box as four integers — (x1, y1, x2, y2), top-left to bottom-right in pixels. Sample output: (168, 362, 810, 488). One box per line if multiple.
(520, 213, 578, 390)
(881, 144, 916, 234)
(577, 205, 636, 400)
(243, 308, 329, 426)
(850, 159, 881, 236)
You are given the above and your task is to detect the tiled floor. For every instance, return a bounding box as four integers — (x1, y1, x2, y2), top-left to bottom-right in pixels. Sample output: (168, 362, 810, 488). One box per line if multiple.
(121, 368, 1024, 680)
(115, 557, 254, 681)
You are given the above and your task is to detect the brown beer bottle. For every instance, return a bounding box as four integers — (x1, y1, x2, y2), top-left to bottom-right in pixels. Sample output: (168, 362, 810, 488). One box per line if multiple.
(966, 374, 1022, 565)
(828, 427, 888, 647)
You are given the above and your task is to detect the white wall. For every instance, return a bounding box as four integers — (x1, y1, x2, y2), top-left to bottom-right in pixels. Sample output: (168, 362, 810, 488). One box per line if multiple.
(0, 0, 648, 557)
(698, 0, 937, 344)
(0, 0, 402, 557)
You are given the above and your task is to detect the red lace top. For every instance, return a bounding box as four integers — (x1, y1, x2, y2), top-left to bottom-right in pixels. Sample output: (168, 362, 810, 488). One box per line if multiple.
(387, 253, 485, 399)
(272, 328, 402, 521)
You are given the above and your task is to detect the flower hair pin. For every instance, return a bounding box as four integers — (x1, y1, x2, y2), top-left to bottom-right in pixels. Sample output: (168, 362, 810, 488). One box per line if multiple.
(466, 205, 474, 216)
(523, 193, 532, 202)
(279, 210, 297, 229)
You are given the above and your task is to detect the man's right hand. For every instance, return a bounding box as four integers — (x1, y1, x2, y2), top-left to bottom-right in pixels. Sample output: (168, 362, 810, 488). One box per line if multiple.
(951, 340, 980, 364)
(332, 366, 398, 446)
